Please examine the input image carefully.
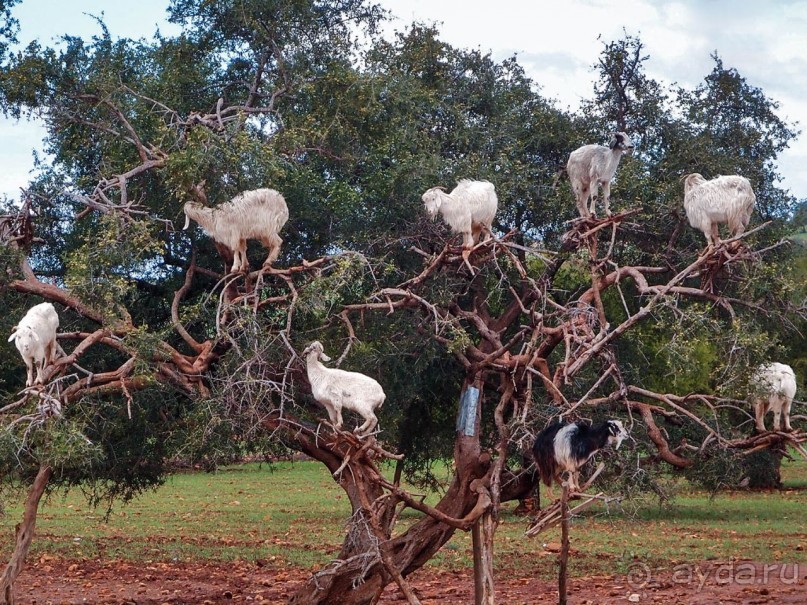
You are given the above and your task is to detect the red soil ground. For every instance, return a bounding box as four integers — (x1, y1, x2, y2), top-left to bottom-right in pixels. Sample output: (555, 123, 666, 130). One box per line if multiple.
(10, 557, 807, 604)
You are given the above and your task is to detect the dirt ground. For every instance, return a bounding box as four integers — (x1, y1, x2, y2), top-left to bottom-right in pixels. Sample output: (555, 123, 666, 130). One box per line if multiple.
(10, 557, 807, 604)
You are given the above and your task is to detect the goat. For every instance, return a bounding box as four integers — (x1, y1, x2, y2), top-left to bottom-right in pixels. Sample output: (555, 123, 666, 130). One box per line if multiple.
(567, 132, 634, 218)
(302, 341, 386, 436)
(532, 419, 628, 492)
(8, 302, 60, 387)
(682, 173, 756, 247)
(183, 188, 289, 273)
(751, 362, 797, 432)
(421, 179, 498, 267)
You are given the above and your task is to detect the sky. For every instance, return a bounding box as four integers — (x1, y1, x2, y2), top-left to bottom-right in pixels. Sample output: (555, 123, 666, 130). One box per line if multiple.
(2, 0, 806, 200)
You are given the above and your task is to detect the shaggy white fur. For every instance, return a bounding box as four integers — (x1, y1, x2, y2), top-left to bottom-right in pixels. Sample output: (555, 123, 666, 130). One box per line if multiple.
(682, 173, 755, 247)
(752, 362, 797, 432)
(8, 302, 60, 387)
(303, 341, 386, 435)
(183, 188, 289, 273)
(421, 179, 498, 262)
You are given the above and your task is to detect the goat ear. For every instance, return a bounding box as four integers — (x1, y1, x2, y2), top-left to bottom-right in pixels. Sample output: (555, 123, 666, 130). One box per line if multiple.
(7, 329, 16, 342)
(302, 341, 321, 357)
(608, 134, 620, 149)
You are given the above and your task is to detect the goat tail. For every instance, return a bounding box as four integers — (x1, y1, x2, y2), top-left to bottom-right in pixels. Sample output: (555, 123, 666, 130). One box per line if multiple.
(532, 433, 558, 487)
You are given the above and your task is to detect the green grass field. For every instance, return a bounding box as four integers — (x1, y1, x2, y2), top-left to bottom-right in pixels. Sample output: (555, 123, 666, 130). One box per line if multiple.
(2, 457, 806, 581)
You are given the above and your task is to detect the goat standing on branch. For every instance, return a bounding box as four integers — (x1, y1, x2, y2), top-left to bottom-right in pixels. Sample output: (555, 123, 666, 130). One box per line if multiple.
(682, 173, 756, 248)
(567, 132, 634, 218)
(7, 303, 60, 387)
(752, 362, 797, 432)
(421, 179, 498, 268)
(303, 341, 386, 436)
(183, 188, 289, 273)
(532, 419, 628, 492)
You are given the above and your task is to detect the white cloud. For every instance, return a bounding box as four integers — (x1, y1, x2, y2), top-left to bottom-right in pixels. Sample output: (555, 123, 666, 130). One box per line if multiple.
(378, 0, 807, 200)
(2, 1, 805, 201)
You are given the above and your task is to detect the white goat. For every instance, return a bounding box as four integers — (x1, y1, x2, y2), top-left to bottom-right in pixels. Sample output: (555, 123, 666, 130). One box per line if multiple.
(8, 302, 60, 387)
(421, 179, 498, 266)
(183, 188, 289, 273)
(303, 341, 386, 435)
(682, 173, 756, 247)
(567, 132, 634, 218)
(752, 362, 797, 432)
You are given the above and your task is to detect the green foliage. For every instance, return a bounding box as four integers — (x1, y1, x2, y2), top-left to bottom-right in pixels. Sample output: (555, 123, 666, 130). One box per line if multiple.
(296, 253, 381, 321)
(597, 448, 677, 509)
(1, 2, 804, 522)
(0, 235, 23, 286)
(63, 213, 164, 323)
(741, 450, 782, 489)
(683, 444, 745, 493)
(625, 307, 721, 394)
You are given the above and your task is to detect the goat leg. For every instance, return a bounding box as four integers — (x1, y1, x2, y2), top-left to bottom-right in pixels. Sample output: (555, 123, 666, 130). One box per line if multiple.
(783, 399, 793, 432)
(461, 247, 475, 275)
(602, 181, 612, 216)
(754, 403, 768, 432)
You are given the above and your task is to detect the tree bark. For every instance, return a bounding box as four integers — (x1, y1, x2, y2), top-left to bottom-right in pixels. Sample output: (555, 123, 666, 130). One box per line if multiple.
(287, 466, 486, 605)
(472, 511, 496, 605)
(558, 483, 570, 605)
(288, 380, 490, 605)
(0, 465, 52, 605)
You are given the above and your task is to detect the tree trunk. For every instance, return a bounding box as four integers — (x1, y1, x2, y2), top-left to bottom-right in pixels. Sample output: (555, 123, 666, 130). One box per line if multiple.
(558, 484, 570, 605)
(287, 468, 485, 605)
(472, 510, 496, 605)
(288, 380, 489, 605)
(743, 448, 783, 489)
(0, 465, 52, 605)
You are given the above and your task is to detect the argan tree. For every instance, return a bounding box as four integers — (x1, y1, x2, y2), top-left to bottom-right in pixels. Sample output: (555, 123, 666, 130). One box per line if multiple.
(1, 3, 805, 604)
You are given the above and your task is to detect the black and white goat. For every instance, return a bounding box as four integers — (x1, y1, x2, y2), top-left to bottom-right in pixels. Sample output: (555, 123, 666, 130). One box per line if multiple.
(532, 419, 628, 492)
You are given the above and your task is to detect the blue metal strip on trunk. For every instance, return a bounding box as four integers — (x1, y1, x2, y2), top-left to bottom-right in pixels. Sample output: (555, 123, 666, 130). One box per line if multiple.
(456, 386, 480, 436)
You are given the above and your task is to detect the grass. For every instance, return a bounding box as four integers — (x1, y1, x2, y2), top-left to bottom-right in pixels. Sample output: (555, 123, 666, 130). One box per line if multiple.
(2, 457, 807, 581)
(2, 462, 351, 568)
